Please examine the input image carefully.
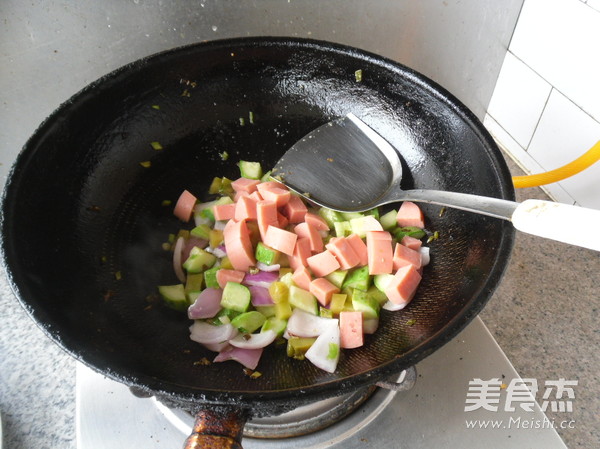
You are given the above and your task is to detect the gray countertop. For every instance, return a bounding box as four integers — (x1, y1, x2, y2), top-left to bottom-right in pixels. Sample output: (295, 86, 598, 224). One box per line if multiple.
(1, 1, 598, 448)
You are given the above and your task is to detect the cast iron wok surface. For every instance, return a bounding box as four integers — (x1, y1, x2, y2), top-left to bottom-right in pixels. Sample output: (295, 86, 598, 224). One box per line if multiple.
(1, 37, 514, 407)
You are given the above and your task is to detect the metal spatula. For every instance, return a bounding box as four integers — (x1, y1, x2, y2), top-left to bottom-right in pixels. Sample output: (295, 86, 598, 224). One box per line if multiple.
(272, 113, 600, 251)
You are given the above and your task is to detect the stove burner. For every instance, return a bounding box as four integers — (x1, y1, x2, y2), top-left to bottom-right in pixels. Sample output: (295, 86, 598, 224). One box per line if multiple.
(154, 369, 416, 441)
(244, 385, 377, 439)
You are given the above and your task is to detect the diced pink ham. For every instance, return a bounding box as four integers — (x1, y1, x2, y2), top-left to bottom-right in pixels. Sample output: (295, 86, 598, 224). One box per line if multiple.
(396, 201, 425, 228)
(282, 195, 308, 223)
(223, 220, 256, 271)
(256, 200, 279, 240)
(309, 278, 339, 307)
(216, 269, 246, 289)
(257, 182, 291, 207)
(289, 237, 311, 271)
(384, 264, 422, 306)
(294, 222, 323, 253)
(277, 212, 289, 229)
(325, 237, 360, 270)
(401, 235, 423, 251)
(263, 226, 298, 256)
(292, 266, 312, 291)
(392, 243, 422, 271)
(234, 195, 258, 221)
(366, 231, 393, 275)
(231, 177, 261, 193)
(307, 250, 341, 277)
(345, 233, 368, 266)
(304, 212, 330, 231)
(213, 203, 236, 221)
(173, 190, 197, 222)
(339, 311, 363, 349)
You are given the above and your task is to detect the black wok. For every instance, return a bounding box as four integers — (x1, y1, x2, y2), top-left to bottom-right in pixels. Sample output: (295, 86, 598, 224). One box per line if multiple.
(1, 37, 514, 447)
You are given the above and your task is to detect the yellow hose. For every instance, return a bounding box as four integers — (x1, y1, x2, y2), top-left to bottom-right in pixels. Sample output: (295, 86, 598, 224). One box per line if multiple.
(512, 140, 600, 188)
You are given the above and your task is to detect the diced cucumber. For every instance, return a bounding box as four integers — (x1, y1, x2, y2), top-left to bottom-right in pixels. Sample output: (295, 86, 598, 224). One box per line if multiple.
(208, 177, 222, 194)
(329, 293, 347, 315)
(334, 221, 352, 237)
(219, 177, 234, 196)
(289, 285, 318, 315)
(238, 160, 263, 180)
(260, 170, 272, 182)
(268, 281, 289, 303)
(279, 272, 294, 288)
(190, 224, 211, 240)
(208, 307, 240, 325)
(341, 212, 364, 221)
(219, 256, 234, 270)
(364, 208, 380, 220)
(318, 207, 344, 228)
(367, 285, 388, 306)
(215, 196, 234, 206)
(279, 267, 293, 278)
(209, 229, 224, 248)
(342, 266, 371, 291)
(352, 289, 380, 319)
(349, 217, 365, 237)
(203, 266, 221, 288)
(319, 307, 333, 318)
(261, 316, 288, 336)
(275, 301, 293, 320)
(287, 336, 317, 360)
(158, 284, 188, 312)
(379, 209, 398, 230)
(220, 282, 251, 312)
(182, 247, 217, 273)
(186, 290, 201, 304)
(393, 226, 426, 241)
(255, 242, 280, 265)
(255, 305, 276, 318)
(325, 270, 348, 289)
(231, 311, 266, 334)
(185, 273, 204, 293)
(373, 273, 395, 292)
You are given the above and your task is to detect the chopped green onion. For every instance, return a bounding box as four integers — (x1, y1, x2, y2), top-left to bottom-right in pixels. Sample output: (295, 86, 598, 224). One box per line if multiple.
(248, 111, 255, 124)
(219, 151, 229, 161)
(151, 105, 160, 110)
(150, 141, 163, 150)
(161, 200, 172, 207)
(239, 117, 246, 126)
(355, 69, 363, 82)
(427, 231, 439, 244)
(139, 161, 151, 168)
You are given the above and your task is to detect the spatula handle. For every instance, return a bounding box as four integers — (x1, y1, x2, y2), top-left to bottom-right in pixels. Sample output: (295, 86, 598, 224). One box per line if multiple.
(511, 199, 600, 251)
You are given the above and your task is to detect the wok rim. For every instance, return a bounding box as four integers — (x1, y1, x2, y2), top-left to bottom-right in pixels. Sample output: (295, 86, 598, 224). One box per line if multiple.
(0, 36, 515, 407)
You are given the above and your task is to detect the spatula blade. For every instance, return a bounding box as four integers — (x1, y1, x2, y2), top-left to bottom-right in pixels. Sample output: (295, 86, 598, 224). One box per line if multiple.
(271, 114, 401, 212)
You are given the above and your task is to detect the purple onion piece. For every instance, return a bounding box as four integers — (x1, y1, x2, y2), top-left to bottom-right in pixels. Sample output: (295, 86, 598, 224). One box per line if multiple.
(243, 270, 279, 289)
(213, 346, 263, 370)
(249, 285, 274, 306)
(188, 288, 223, 319)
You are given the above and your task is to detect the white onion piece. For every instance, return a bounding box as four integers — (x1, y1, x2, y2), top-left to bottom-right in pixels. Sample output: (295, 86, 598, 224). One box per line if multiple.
(382, 300, 408, 311)
(255, 262, 281, 272)
(212, 247, 227, 258)
(172, 236, 186, 283)
(194, 214, 212, 227)
(305, 323, 340, 373)
(420, 246, 430, 266)
(363, 317, 379, 334)
(229, 330, 277, 349)
(286, 309, 338, 338)
(318, 230, 329, 239)
(203, 341, 232, 353)
(213, 347, 263, 370)
(189, 321, 238, 345)
(213, 220, 228, 231)
(188, 288, 223, 319)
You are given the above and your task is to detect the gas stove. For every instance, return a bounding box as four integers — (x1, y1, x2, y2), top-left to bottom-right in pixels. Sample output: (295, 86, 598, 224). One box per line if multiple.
(76, 317, 567, 448)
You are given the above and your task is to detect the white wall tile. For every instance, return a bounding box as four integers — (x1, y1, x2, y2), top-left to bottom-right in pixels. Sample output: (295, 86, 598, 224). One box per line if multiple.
(588, 0, 600, 12)
(509, 0, 600, 123)
(484, 114, 577, 204)
(527, 89, 600, 209)
(487, 52, 551, 148)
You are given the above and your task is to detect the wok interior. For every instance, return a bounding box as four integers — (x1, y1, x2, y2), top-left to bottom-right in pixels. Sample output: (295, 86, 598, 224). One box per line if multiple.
(2, 39, 514, 402)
